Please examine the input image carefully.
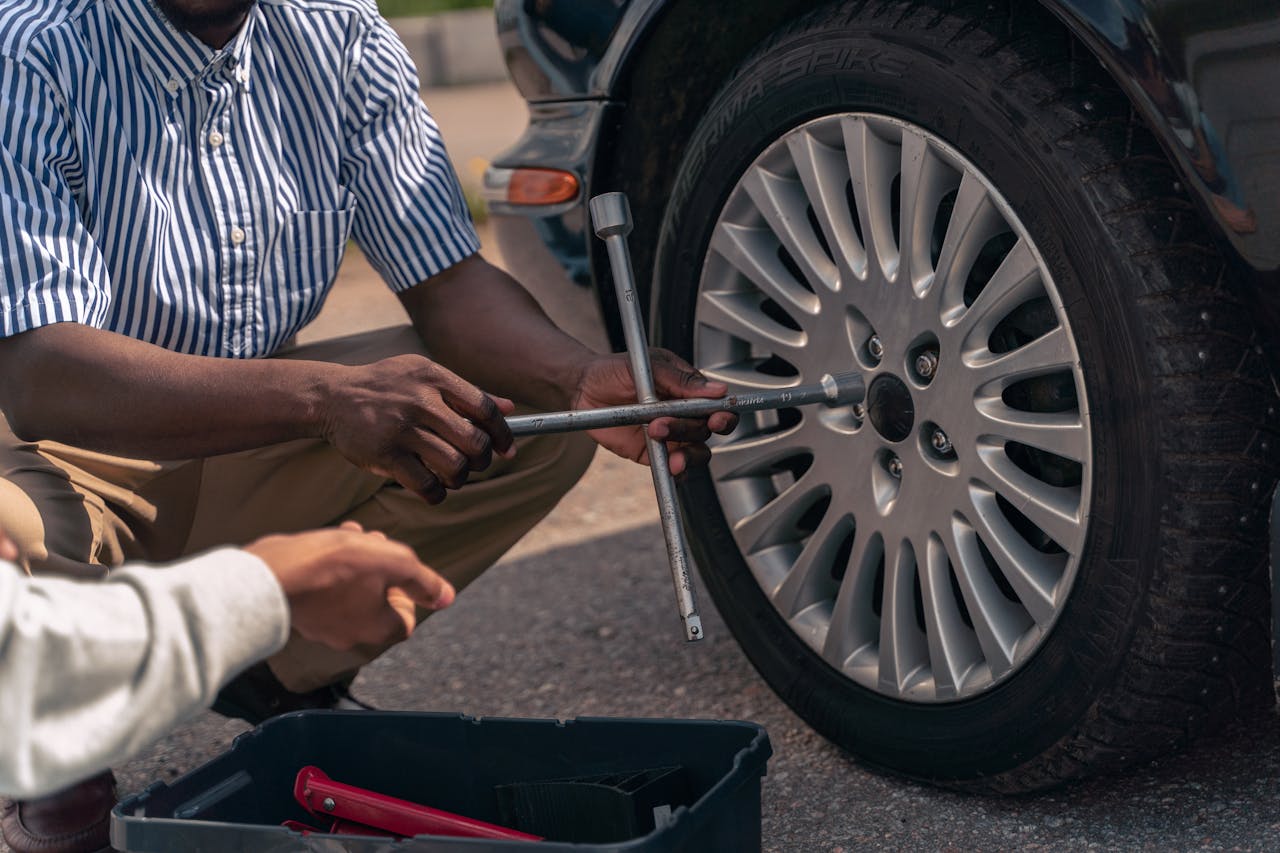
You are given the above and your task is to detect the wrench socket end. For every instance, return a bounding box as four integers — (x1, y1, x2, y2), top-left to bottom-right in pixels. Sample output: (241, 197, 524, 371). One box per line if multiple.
(824, 372, 866, 407)
(589, 192, 633, 238)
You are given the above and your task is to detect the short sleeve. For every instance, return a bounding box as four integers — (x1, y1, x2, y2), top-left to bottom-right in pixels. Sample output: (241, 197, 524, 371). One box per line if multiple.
(0, 55, 110, 338)
(341, 16, 480, 291)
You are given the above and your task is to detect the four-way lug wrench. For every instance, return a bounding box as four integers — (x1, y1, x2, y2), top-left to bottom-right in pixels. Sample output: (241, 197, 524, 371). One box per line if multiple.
(508, 192, 865, 641)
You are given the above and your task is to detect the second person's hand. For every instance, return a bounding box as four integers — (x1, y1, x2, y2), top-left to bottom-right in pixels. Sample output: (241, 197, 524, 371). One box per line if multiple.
(245, 522, 454, 652)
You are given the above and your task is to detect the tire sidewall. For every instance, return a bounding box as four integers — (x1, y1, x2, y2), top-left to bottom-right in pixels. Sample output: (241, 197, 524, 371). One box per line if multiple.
(654, 20, 1160, 781)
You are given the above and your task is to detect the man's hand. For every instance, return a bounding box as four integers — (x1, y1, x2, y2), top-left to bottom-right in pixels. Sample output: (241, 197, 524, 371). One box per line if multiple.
(318, 356, 516, 505)
(245, 522, 454, 652)
(570, 350, 739, 476)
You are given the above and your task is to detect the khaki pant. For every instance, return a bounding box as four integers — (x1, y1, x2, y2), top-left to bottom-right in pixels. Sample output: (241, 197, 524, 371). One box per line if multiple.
(0, 326, 596, 691)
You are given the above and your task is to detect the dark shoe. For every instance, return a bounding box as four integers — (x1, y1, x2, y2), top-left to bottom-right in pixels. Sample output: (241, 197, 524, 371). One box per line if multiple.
(1, 770, 115, 853)
(212, 662, 376, 725)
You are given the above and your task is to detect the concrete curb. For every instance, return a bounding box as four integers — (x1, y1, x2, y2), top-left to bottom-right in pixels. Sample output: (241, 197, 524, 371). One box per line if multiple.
(389, 8, 507, 88)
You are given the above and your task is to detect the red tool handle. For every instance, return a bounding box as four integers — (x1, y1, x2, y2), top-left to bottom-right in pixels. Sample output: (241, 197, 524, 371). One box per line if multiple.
(294, 766, 542, 842)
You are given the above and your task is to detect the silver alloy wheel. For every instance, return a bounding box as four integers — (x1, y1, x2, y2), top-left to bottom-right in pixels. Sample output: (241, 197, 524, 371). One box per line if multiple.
(693, 114, 1092, 702)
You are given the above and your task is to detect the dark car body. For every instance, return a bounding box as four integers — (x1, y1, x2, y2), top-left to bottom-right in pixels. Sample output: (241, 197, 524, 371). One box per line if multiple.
(488, 0, 1280, 346)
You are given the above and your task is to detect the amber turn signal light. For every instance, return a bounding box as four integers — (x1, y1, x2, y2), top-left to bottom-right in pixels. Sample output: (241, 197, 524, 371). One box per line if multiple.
(483, 166, 580, 206)
(507, 168, 580, 205)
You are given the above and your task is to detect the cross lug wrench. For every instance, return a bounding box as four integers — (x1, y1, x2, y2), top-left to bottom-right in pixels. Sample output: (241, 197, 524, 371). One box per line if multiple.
(589, 192, 704, 642)
(511, 192, 867, 642)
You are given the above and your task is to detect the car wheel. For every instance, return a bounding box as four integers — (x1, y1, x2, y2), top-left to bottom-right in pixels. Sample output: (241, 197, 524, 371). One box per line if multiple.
(652, 0, 1278, 792)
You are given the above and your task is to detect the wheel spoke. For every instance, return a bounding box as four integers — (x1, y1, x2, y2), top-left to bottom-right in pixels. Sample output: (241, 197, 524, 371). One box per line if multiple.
(731, 468, 828, 553)
(950, 238, 1040, 338)
(710, 221, 820, 317)
(945, 518, 1026, 678)
(771, 509, 852, 617)
(697, 289, 808, 356)
(699, 362, 800, 391)
(898, 133, 958, 294)
(966, 486, 1062, 624)
(973, 442, 1086, 553)
(976, 402, 1088, 463)
(822, 530, 882, 667)
(877, 537, 926, 694)
(742, 167, 838, 293)
(842, 116, 899, 280)
(710, 424, 805, 480)
(934, 172, 1005, 317)
(968, 325, 1078, 391)
(918, 533, 982, 696)
(896, 131, 929, 281)
(787, 129, 867, 281)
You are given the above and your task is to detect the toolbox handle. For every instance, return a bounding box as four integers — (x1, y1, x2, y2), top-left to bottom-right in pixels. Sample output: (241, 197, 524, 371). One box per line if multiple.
(294, 766, 542, 842)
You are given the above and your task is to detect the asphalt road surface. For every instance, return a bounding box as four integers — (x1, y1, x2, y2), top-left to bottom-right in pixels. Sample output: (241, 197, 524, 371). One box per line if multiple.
(52, 280, 1280, 853)
(14, 81, 1280, 852)
(105, 447, 1280, 852)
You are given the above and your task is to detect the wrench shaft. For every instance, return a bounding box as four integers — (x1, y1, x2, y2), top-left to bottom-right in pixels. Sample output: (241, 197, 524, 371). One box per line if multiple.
(590, 193, 703, 642)
(508, 372, 863, 437)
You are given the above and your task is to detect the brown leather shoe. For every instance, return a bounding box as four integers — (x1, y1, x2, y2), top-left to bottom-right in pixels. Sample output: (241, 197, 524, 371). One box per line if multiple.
(1, 770, 115, 853)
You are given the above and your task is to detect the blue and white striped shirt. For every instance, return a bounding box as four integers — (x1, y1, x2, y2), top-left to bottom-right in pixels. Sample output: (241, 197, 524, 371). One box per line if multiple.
(0, 0, 478, 358)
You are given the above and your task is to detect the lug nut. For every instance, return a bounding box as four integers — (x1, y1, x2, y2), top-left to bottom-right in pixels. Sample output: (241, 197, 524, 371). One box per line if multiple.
(931, 428, 953, 455)
(867, 335, 884, 361)
(915, 350, 939, 379)
(852, 402, 866, 420)
(887, 456, 903, 478)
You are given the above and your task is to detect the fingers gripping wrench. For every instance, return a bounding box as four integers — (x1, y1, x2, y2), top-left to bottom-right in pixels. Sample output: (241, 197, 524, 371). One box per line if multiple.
(588, 193, 705, 642)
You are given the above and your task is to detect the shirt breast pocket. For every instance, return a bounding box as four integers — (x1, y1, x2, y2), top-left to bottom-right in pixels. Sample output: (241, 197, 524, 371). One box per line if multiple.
(274, 202, 358, 332)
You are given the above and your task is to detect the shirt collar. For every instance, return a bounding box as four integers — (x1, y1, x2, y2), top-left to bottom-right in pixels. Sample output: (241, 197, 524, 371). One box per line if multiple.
(107, 0, 257, 97)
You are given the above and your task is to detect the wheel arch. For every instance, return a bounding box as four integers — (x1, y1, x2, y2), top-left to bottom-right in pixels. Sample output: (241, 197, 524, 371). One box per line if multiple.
(586, 0, 1275, 349)
(587, 0, 828, 348)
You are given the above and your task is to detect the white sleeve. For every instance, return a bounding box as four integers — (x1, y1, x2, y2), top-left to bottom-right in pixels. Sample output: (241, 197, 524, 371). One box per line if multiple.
(0, 548, 290, 799)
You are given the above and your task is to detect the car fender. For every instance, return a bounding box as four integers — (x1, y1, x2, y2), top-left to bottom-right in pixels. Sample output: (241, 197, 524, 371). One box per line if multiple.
(1036, 1, 1279, 272)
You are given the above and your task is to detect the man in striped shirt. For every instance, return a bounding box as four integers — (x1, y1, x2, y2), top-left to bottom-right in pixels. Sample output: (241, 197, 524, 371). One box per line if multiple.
(0, 0, 736, 848)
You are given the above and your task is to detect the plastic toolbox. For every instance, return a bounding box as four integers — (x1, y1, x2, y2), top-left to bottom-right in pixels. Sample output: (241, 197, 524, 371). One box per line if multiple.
(111, 711, 771, 852)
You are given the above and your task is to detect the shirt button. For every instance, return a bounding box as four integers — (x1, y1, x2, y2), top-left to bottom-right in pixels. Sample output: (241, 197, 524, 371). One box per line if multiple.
(208, 131, 225, 148)
(230, 227, 246, 245)
(164, 79, 181, 94)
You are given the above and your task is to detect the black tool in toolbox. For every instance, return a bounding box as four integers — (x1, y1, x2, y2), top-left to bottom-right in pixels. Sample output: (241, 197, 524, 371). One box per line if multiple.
(496, 765, 693, 844)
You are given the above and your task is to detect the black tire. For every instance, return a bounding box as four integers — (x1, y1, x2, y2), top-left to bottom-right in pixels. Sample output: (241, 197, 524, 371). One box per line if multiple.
(652, 0, 1279, 792)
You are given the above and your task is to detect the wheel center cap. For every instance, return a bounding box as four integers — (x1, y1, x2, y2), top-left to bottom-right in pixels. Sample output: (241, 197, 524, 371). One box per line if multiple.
(867, 374, 914, 442)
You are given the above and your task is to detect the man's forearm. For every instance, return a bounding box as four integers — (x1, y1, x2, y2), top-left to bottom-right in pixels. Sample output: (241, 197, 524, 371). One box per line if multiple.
(400, 255, 597, 412)
(0, 323, 333, 458)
